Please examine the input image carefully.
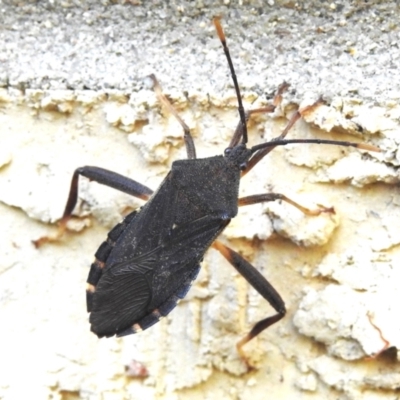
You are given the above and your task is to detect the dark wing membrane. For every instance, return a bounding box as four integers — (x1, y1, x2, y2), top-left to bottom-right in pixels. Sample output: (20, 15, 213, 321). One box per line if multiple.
(90, 257, 155, 338)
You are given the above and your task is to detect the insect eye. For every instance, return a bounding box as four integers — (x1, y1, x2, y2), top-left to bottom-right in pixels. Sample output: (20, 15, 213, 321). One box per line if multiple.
(224, 147, 232, 156)
(240, 162, 247, 171)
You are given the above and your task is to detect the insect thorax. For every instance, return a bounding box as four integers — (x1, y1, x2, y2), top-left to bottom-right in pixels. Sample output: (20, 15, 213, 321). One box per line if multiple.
(171, 155, 241, 220)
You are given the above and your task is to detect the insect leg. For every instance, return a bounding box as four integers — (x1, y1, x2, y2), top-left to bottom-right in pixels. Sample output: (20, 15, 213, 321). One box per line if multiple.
(33, 166, 153, 247)
(149, 74, 196, 159)
(228, 82, 290, 148)
(212, 240, 286, 365)
(62, 166, 153, 215)
(239, 193, 333, 215)
(243, 99, 324, 176)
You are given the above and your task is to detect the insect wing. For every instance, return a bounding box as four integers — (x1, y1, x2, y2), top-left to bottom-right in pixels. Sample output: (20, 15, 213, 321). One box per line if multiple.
(89, 254, 156, 337)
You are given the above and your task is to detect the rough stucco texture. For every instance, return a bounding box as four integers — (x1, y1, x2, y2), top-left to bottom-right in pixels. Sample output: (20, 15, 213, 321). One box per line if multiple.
(1, 1, 400, 400)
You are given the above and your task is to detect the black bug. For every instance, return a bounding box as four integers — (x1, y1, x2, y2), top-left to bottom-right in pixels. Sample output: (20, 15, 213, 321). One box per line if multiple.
(35, 18, 378, 363)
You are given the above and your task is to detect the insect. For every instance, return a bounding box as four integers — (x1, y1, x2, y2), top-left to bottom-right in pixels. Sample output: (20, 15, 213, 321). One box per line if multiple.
(34, 18, 378, 365)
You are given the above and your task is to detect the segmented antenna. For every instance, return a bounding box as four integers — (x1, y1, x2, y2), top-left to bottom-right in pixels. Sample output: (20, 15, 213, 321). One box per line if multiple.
(213, 17, 248, 144)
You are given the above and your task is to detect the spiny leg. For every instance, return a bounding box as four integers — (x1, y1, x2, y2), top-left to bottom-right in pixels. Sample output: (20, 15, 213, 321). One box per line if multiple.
(243, 99, 324, 176)
(33, 166, 153, 247)
(149, 74, 196, 159)
(239, 193, 334, 215)
(212, 240, 286, 366)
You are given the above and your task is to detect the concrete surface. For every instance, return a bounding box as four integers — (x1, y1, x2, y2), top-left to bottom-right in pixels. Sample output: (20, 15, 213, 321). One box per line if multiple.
(1, 1, 400, 399)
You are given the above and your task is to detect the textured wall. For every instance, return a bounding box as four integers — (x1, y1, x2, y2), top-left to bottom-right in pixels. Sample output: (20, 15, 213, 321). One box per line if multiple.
(1, 1, 400, 399)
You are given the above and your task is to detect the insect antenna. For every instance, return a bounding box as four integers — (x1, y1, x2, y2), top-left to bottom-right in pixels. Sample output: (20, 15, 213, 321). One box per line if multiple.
(250, 139, 380, 153)
(213, 17, 248, 145)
